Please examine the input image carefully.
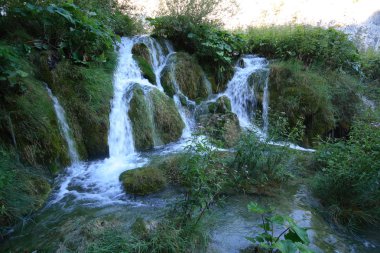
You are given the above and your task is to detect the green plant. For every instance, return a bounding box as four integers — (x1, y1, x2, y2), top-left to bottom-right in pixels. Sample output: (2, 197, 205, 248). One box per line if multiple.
(2, 2, 117, 64)
(246, 202, 313, 253)
(178, 135, 228, 225)
(245, 25, 359, 72)
(312, 113, 380, 227)
(149, 15, 244, 88)
(232, 132, 292, 192)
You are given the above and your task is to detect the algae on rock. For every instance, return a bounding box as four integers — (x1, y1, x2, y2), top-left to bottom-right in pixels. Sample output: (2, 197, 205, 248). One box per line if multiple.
(128, 86, 156, 151)
(132, 43, 156, 84)
(119, 167, 167, 196)
(128, 85, 185, 151)
(161, 52, 210, 100)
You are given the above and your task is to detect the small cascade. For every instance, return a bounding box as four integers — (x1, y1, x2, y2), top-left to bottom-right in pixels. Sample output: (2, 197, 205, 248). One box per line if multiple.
(168, 60, 196, 138)
(46, 87, 79, 163)
(138, 36, 174, 91)
(224, 55, 270, 135)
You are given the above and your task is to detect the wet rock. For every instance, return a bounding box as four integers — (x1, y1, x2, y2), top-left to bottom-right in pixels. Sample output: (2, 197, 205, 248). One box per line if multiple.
(128, 86, 155, 150)
(199, 112, 241, 148)
(150, 89, 185, 144)
(208, 96, 232, 114)
(132, 43, 156, 84)
(119, 167, 167, 196)
(161, 52, 209, 100)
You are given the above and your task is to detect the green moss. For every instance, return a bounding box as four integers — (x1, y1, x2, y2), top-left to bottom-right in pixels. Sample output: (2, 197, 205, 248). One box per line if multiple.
(150, 89, 185, 144)
(0, 148, 51, 230)
(132, 43, 156, 84)
(162, 53, 209, 99)
(269, 60, 360, 146)
(199, 112, 241, 148)
(134, 55, 156, 84)
(36, 50, 117, 159)
(208, 96, 231, 114)
(119, 167, 167, 196)
(161, 69, 176, 97)
(128, 86, 155, 151)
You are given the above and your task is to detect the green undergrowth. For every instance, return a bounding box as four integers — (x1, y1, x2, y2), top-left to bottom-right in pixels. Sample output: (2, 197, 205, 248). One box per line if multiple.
(0, 148, 51, 236)
(245, 25, 359, 72)
(312, 113, 380, 228)
(36, 50, 116, 159)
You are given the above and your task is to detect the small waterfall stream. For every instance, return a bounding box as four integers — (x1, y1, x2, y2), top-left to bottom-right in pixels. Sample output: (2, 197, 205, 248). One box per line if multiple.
(224, 56, 270, 136)
(46, 87, 79, 164)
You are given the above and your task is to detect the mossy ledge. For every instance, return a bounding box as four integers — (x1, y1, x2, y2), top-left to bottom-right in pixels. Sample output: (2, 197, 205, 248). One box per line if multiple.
(119, 167, 167, 196)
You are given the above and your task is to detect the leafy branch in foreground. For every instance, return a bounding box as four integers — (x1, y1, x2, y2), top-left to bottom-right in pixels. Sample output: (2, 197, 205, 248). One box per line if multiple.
(246, 202, 313, 253)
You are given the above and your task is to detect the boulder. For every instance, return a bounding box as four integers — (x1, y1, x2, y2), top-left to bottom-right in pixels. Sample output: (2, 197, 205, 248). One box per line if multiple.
(208, 96, 232, 114)
(161, 52, 209, 100)
(132, 43, 156, 84)
(119, 167, 167, 196)
(150, 89, 185, 144)
(199, 112, 241, 148)
(128, 86, 155, 150)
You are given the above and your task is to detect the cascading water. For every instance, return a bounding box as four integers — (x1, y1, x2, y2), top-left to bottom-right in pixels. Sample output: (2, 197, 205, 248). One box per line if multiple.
(46, 86, 79, 164)
(224, 55, 270, 137)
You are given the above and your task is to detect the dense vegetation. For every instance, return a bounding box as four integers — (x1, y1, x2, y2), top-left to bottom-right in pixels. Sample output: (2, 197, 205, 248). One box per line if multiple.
(1, 0, 380, 251)
(0, 0, 137, 235)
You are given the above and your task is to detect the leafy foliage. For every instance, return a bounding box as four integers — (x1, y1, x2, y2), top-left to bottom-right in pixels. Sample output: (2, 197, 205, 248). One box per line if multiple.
(149, 15, 244, 85)
(312, 114, 380, 227)
(0, 43, 29, 94)
(245, 25, 359, 72)
(2, 2, 118, 64)
(246, 202, 313, 253)
(232, 132, 292, 193)
(178, 135, 228, 224)
(158, 0, 238, 25)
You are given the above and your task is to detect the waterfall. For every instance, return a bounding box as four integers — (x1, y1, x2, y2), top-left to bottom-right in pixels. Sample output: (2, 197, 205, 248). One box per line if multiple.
(108, 38, 140, 158)
(139, 37, 196, 139)
(224, 55, 270, 136)
(46, 87, 79, 163)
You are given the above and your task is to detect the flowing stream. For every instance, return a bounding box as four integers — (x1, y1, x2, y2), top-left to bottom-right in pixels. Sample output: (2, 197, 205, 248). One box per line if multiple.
(1, 36, 378, 252)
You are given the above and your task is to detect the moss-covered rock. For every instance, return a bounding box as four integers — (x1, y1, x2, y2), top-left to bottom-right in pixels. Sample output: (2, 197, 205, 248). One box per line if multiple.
(161, 53, 209, 100)
(128, 86, 155, 151)
(199, 112, 241, 148)
(150, 89, 185, 144)
(269, 60, 360, 146)
(119, 167, 167, 196)
(208, 96, 231, 114)
(132, 43, 156, 85)
(34, 50, 117, 159)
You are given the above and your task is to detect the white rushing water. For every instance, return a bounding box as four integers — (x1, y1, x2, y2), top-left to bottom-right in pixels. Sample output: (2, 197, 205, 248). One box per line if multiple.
(224, 56, 270, 136)
(46, 86, 79, 163)
(49, 37, 314, 207)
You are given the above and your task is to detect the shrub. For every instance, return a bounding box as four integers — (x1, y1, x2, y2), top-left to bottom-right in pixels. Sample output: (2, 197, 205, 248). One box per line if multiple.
(245, 25, 359, 72)
(149, 15, 245, 88)
(1, 2, 117, 64)
(312, 114, 380, 227)
(232, 132, 292, 193)
(178, 135, 229, 224)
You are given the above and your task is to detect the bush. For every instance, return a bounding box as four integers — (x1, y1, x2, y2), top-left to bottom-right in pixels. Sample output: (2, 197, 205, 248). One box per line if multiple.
(312, 115, 380, 227)
(149, 16, 244, 89)
(245, 25, 359, 72)
(1, 2, 117, 64)
(232, 132, 292, 193)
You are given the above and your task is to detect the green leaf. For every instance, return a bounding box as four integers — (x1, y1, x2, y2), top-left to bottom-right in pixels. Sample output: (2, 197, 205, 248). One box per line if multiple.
(270, 214, 285, 225)
(247, 202, 268, 214)
(284, 229, 303, 243)
(274, 240, 297, 253)
(289, 226, 309, 244)
(295, 242, 315, 253)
